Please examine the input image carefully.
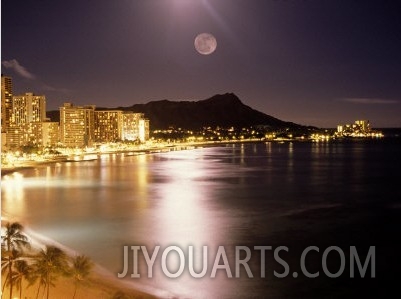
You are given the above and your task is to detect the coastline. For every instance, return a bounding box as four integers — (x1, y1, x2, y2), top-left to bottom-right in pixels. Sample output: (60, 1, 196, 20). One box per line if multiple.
(1, 139, 269, 298)
(2, 136, 390, 176)
(1, 138, 268, 176)
(1, 139, 267, 298)
(1, 217, 160, 299)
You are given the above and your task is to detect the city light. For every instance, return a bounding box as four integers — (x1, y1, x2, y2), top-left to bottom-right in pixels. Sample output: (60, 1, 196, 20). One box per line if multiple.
(0, 75, 385, 172)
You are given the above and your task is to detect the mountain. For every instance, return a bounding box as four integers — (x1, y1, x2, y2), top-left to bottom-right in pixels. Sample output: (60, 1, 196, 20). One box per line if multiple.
(47, 93, 305, 130)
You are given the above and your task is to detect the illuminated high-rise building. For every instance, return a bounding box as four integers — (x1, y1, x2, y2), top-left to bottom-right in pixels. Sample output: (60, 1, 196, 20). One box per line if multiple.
(94, 110, 123, 142)
(60, 103, 95, 148)
(336, 119, 377, 138)
(138, 118, 150, 142)
(41, 122, 60, 146)
(2, 87, 59, 148)
(6, 92, 47, 147)
(23, 122, 60, 147)
(1, 75, 13, 132)
(355, 120, 370, 132)
(11, 93, 46, 125)
(122, 112, 149, 141)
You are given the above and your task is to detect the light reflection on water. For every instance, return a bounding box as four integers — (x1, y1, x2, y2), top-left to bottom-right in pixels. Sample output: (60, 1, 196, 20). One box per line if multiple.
(2, 142, 400, 298)
(1, 147, 243, 298)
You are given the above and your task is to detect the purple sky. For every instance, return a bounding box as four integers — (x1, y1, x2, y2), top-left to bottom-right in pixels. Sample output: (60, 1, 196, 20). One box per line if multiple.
(2, 0, 401, 127)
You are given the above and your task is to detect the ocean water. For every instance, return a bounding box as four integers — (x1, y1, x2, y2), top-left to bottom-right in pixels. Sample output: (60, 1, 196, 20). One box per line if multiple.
(2, 140, 401, 298)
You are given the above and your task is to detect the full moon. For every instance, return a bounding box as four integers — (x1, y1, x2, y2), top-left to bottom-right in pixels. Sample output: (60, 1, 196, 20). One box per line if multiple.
(194, 33, 217, 55)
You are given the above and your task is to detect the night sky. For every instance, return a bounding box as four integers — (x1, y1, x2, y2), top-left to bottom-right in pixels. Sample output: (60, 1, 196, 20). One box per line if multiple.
(2, 0, 401, 127)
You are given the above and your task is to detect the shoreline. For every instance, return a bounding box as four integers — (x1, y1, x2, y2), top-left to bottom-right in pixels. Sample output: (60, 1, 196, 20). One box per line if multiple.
(2, 137, 393, 176)
(1, 217, 161, 299)
(1, 139, 268, 176)
(1, 140, 268, 297)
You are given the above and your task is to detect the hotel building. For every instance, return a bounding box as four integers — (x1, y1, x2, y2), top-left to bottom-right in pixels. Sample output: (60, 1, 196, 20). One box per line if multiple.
(5, 92, 57, 147)
(11, 92, 46, 125)
(336, 120, 381, 138)
(93, 111, 150, 143)
(94, 110, 123, 142)
(2, 76, 150, 148)
(1, 75, 13, 133)
(138, 118, 150, 142)
(59, 103, 95, 148)
(122, 112, 149, 142)
(19, 121, 59, 147)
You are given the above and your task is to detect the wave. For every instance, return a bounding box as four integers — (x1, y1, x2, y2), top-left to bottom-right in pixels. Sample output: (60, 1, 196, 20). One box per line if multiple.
(280, 203, 342, 217)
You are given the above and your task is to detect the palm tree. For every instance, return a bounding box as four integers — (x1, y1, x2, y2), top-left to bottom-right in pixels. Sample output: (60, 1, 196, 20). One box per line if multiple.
(1, 249, 22, 296)
(12, 260, 32, 299)
(32, 245, 70, 299)
(1, 222, 30, 299)
(70, 255, 93, 299)
(27, 268, 46, 299)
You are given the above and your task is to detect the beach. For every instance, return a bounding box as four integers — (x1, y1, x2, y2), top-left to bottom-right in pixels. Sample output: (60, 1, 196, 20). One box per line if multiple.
(2, 273, 156, 299)
(1, 217, 158, 299)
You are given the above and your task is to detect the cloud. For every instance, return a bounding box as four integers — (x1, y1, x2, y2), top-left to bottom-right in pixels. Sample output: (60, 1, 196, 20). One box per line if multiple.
(341, 98, 398, 105)
(2, 59, 35, 79)
(42, 84, 72, 93)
